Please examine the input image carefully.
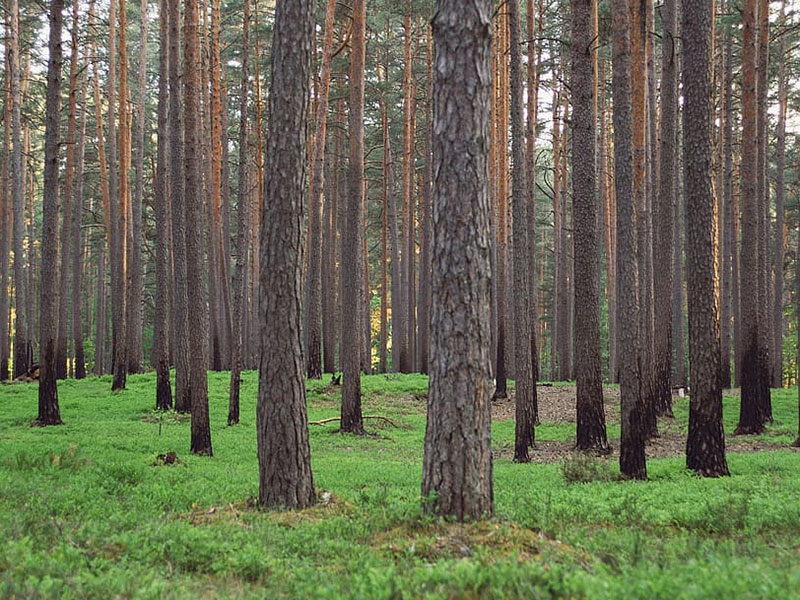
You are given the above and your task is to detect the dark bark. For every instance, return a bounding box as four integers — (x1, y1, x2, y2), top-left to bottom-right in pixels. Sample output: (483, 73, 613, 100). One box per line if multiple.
(612, 0, 646, 479)
(340, 0, 366, 435)
(169, 0, 190, 412)
(572, 0, 608, 453)
(1, 27, 12, 381)
(772, 0, 787, 389)
(720, 28, 734, 389)
(229, 0, 251, 425)
(257, 0, 316, 509)
(654, 0, 677, 417)
(185, 0, 212, 455)
(683, 0, 729, 476)
(421, 0, 494, 521)
(37, 0, 64, 426)
(154, 0, 173, 411)
(418, 29, 434, 376)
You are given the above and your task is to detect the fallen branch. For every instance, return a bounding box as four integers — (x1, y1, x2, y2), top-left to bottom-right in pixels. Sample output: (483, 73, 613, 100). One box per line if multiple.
(309, 415, 398, 428)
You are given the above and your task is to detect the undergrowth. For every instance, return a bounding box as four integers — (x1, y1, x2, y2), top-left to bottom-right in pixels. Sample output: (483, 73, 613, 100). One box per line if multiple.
(0, 372, 799, 599)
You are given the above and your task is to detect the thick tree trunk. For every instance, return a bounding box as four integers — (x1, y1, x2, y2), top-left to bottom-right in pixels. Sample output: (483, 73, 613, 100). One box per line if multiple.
(683, 0, 729, 476)
(612, 0, 646, 479)
(422, 0, 494, 521)
(1, 31, 12, 381)
(720, 27, 734, 389)
(38, 0, 64, 426)
(340, 0, 366, 435)
(572, 0, 608, 453)
(257, 0, 316, 510)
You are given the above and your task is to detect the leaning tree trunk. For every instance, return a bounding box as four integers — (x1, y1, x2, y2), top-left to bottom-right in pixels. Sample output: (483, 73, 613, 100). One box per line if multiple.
(422, 0, 494, 521)
(257, 0, 316, 510)
(38, 0, 64, 426)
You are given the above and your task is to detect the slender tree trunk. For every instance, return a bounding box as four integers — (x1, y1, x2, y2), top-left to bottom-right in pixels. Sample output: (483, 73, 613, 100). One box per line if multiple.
(388, 137, 402, 374)
(418, 29, 434, 376)
(10, 0, 32, 379)
(612, 0, 646, 479)
(600, 62, 617, 384)
(71, 4, 90, 381)
(257, 0, 316, 510)
(38, 0, 65, 426)
(1, 26, 12, 381)
(169, 0, 190, 412)
(772, 0, 788, 389)
(422, 0, 494, 521)
(654, 0, 677, 415)
(305, 0, 337, 380)
(379, 45, 390, 374)
(154, 0, 173, 410)
(127, 0, 148, 375)
(229, 0, 251, 425)
(340, 0, 366, 435)
(720, 25, 734, 389)
(509, 0, 536, 461)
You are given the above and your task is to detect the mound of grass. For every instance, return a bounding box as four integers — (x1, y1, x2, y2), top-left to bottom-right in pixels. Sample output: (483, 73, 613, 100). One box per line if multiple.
(1, 372, 799, 599)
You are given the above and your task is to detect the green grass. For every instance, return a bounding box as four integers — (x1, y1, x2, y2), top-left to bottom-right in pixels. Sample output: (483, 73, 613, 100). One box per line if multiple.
(1, 372, 799, 599)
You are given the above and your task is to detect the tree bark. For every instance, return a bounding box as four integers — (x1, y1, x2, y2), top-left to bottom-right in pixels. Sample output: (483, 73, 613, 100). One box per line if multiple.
(612, 0, 646, 479)
(257, 0, 316, 510)
(421, 0, 494, 521)
(154, 0, 173, 410)
(683, 0, 729, 476)
(38, 0, 65, 426)
(573, 0, 608, 453)
(340, 0, 366, 435)
(1, 20, 12, 382)
(720, 24, 734, 389)
(185, 0, 212, 455)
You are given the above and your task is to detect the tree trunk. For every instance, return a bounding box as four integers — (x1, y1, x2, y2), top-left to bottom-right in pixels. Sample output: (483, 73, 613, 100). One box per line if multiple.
(185, 0, 212, 455)
(379, 44, 390, 374)
(154, 0, 173, 410)
(720, 24, 734, 389)
(229, 0, 251, 425)
(257, 0, 316, 510)
(38, 0, 65, 426)
(169, 0, 190, 412)
(421, 0, 494, 521)
(737, 0, 769, 434)
(1, 23, 12, 382)
(683, 0, 729, 476)
(10, 0, 32, 379)
(612, 0, 646, 479)
(772, 0, 787, 389)
(572, 0, 608, 453)
(127, 0, 148, 375)
(340, 0, 366, 435)
(509, 0, 536, 461)
(306, 0, 337, 380)
(654, 0, 677, 416)
(418, 29, 434, 376)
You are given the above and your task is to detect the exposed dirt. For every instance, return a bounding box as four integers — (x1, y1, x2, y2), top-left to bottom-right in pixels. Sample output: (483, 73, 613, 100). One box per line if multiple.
(489, 385, 794, 463)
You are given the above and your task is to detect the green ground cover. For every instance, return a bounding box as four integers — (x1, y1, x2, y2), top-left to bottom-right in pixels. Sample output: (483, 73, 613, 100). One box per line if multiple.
(1, 372, 799, 599)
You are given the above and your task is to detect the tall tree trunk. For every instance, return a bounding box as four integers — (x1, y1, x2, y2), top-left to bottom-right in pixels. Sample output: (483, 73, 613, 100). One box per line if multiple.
(340, 0, 366, 435)
(422, 0, 494, 521)
(71, 2, 90, 380)
(154, 0, 173, 410)
(10, 0, 32, 379)
(127, 0, 148, 375)
(257, 0, 316, 510)
(600, 61, 617, 384)
(509, 0, 536, 461)
(573, 0, 608, 453)
(720, 23, 734, 389)
(683, 0, 729, 476)
(772, 0, 788, 389)
(418, 29, 434, 376)
(654, 0, 677, 416)
(612, 0, 646, 479)
(737, 0, 770, 434)
(56, 0, 80, 380)
(169, 0, 190, 412)
(379, 44, 390, 374)
(38, 0, 65, 426)
(109, 0, 128, 391)
(228, 0, 251, 424)
(305, 0, 337, 380)
(1, 23, 12, 381)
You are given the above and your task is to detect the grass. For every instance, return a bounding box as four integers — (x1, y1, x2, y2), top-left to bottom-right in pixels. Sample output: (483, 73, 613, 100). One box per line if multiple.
(1, 372, 799, 599)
